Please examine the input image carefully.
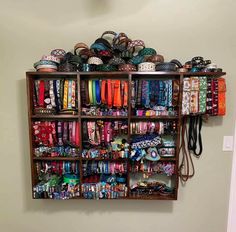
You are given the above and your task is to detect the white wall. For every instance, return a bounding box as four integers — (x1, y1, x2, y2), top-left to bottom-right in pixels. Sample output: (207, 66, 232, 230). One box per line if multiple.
(0, 1, 235, 232)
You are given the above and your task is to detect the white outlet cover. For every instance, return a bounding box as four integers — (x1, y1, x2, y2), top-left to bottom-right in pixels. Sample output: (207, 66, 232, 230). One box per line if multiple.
(223, 136, 234, 151)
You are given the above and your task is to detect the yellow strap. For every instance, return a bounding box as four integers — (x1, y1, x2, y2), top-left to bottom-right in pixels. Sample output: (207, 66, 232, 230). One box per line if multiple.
(63, 80, 68, 109)
(88, 80, 93, 105)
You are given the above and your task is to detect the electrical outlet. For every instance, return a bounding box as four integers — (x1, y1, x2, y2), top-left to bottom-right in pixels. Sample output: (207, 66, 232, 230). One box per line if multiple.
(223, 136, 234, 151)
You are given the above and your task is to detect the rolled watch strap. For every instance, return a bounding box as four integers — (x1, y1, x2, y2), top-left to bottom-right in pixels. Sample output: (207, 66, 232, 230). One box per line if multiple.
(156, 62, 177, 72)
(138, 48, 157, 57)
(170, 59, 183, 68)
(96, 64, 117, 72)
(129, 55, 144, 65)
(82, 63, 96, 72)
(118, 64, 136, 71)
(41, 55, 60, 64)
(79, 49, 95, 60)
(74, 42, 89, 55)
(87, 57, 103, 65)
(37, 68, 57, 72)
(34, 60, 58, 68)
(90, 43, 109, 51)
(146, 54, 164, 64)
(127, 39, 145, 50)
(120, 50, 133, 60)
(138, 62, 155, 72)
(36, 64, 58, 71)
(94, 38, 112, 49)
(109, 57, 125, 66)
(101, 30, 117, 38)
(51, 49, 66, 59)
(98, 50, 112, 57)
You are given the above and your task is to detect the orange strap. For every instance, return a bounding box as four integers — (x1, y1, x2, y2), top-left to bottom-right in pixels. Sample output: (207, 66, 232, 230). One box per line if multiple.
(218, 77, 226, 116)
(101, 80, 107, 105)
(123, 81, 128, 107)
(113, 80, 122, 108)
(107, 80, 112, 108)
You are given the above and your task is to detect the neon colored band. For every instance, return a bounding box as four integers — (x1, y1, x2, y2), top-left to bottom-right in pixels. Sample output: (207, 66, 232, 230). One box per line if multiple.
(92, 80, 97, 105)
(88, 80, 93, 105)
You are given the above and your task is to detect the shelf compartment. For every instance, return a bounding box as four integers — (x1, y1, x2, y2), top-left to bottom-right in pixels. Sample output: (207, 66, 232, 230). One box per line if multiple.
(31, 114, 79, 119)
(33, 157, 79, 161)
(131, 116, 178, 120)
(81, 115, 128, 119)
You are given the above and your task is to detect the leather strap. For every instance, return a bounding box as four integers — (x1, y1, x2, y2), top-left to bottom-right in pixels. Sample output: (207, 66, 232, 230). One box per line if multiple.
(178, 117, 195, 182)
(188, 116, 203, 157)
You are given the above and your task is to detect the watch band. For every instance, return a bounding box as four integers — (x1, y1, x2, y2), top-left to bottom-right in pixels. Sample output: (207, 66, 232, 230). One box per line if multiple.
(199, 76, 207, 113)
(39, 80, 45, 107)
(41, 55, 60, 64)
(71, 80, 76, 108)
(218, 77, 226, 116)
(92, 80, 97, 105)
(113, 80, 122, 108)
(67, 80, 73, 109)
(63, 80, 69, 109)
(138, 62, 155, 72)
(95, 80, 101, 104)
(101, 80, 107, 105)
(88, 80, 94, 105)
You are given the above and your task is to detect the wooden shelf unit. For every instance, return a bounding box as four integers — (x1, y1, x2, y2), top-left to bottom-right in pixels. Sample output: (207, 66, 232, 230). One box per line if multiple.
(26, 71, 226, 200)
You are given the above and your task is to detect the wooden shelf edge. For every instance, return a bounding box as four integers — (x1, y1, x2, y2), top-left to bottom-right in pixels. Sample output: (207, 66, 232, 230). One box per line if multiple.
(26, 71, 226, 78)
(33, 157, 79, 161)
(31, 114, 79, 119)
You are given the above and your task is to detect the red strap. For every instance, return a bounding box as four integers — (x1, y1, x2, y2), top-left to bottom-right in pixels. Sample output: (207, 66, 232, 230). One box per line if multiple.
(75, 122, 80, 146)
(39, 80, 45, 107)
(107, 80, 112, 108)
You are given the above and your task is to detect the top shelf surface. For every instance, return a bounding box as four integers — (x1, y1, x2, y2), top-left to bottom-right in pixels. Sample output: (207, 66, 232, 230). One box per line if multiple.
(26, 71, 226, 78)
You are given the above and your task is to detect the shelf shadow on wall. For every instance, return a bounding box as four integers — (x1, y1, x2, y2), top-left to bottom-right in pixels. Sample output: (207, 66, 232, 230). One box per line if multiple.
(17, 79, 173, 214)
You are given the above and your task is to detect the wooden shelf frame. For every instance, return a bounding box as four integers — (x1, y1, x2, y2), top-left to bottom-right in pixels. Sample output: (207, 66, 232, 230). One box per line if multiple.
(26, 71, 226, 200)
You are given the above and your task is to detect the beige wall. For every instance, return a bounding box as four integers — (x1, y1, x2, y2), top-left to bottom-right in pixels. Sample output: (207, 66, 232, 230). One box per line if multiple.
(0, 0, 235, 231)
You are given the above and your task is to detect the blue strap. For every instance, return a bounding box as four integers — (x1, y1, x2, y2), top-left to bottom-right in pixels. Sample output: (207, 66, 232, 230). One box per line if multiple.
(95, 80, 101, 104)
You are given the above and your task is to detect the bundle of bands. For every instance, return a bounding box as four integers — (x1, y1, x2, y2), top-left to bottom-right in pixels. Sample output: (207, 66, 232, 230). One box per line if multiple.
(32, 32, 223, 73)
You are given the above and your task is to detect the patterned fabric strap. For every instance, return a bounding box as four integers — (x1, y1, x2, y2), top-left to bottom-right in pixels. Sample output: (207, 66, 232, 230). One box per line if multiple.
(67, 80, 73, 109)
(63, 80, 69, 109)
(190, 77, 199, 113)
(218, 77, 226, 116)
(199, 76, 207, 113)
(182, 78, 191, 115)
(206, 79, 213, 115)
